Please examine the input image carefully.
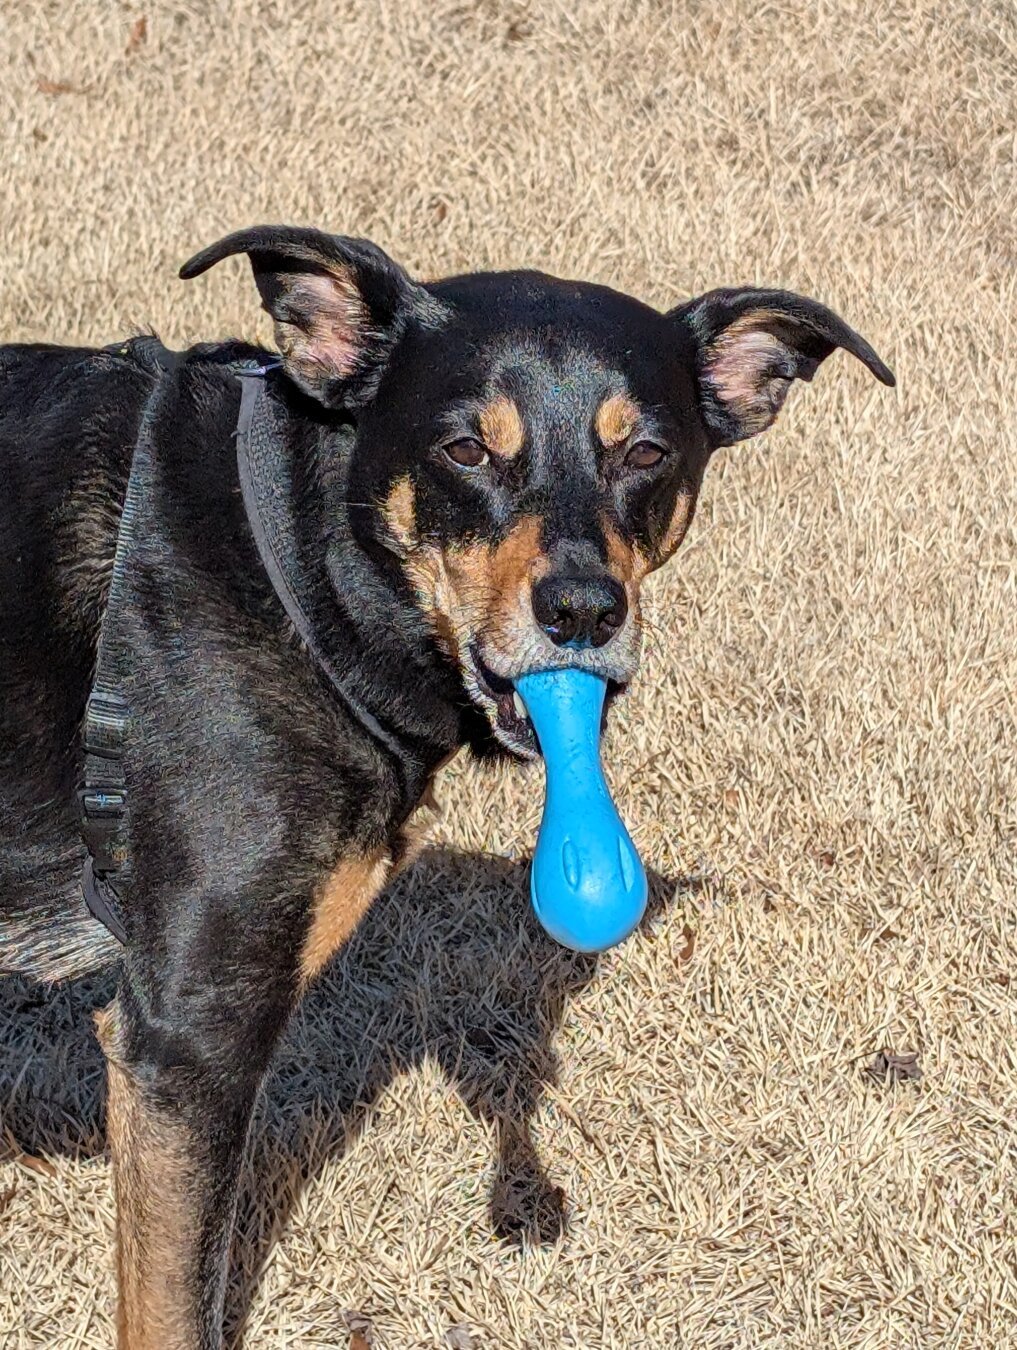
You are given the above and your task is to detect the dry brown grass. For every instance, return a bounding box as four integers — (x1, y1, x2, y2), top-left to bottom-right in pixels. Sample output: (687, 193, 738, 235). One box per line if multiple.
(2, 1, 1016, 1346)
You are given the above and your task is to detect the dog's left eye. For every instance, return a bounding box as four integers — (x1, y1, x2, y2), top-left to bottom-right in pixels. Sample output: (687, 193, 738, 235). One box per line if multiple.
(443, 438, 490, 468)
(624, 441, 665, 469)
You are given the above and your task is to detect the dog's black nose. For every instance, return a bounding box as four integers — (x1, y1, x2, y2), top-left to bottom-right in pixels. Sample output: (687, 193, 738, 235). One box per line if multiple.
(532, 575, 628, 648)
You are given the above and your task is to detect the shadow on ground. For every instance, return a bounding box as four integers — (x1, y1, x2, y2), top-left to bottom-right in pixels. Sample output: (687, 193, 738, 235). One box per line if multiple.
(0, 847, 681, 1345)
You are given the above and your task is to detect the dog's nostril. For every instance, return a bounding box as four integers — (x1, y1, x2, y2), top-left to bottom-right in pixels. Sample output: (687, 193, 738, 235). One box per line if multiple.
(532, 575, 628, 649)
(599, 604, 624, 633)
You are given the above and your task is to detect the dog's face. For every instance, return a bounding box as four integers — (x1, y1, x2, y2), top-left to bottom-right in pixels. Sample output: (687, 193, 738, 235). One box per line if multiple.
(350, 271, 709, 755)
(182, 228, 894, 757)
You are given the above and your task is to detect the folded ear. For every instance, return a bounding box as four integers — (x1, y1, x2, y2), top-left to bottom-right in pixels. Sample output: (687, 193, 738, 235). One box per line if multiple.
(180, 225, 443, 406)
(669, 287, 895, 447)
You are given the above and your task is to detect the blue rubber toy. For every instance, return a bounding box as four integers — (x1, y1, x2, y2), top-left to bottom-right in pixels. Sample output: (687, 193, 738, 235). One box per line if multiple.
(515, 668, 647, 953)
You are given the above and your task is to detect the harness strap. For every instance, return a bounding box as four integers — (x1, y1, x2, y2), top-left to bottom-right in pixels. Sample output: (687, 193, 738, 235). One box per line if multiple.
(80, 691, 130, 942)
(80, 339, 179, 944)
(234, 370, 414, 776)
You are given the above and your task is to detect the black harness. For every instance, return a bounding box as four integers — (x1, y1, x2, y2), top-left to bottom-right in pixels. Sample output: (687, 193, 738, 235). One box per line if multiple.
(80, 341, 418, 944)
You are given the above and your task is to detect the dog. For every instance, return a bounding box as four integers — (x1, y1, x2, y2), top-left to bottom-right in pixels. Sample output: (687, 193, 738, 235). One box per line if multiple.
(0, 225, 894, 1348)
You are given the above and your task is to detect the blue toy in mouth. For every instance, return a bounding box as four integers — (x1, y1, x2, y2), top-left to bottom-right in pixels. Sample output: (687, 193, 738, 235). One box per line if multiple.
(515, 668, 648, 953)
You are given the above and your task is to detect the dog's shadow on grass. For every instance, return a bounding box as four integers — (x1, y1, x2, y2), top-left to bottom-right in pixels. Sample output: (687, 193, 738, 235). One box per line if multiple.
(0, 848, 685, 1346)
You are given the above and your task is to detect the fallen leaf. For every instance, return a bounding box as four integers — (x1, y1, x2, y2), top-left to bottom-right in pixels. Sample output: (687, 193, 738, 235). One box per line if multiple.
(446, 1328, 474, 1349)
(866, 1049, 922, 1084)
(36, 78, 80, 95)
(126, 17, 147, 55)
(0, 1182, 17, 1214)
(17, 1151, 57, 1178)
(722, 788, 739, 808)
(676, 924, 696, 962)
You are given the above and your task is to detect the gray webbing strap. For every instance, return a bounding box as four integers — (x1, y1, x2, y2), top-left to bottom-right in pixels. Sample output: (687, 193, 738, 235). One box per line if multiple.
(80, 340, 180, 943)
(234, 370, 417, 788)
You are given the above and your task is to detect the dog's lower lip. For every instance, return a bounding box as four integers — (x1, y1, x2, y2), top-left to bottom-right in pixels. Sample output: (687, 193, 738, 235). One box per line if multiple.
(467, 643, 537, 751)
(468, 643, 513, 697)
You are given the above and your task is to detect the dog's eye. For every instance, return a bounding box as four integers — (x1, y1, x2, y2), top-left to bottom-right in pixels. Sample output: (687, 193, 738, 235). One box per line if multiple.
(624, 441, 665, 470)
(443, 438, 489, 468)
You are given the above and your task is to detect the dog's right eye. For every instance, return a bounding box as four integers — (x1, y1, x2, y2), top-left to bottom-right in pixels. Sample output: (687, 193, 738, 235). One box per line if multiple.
(443, 438, 489, 468)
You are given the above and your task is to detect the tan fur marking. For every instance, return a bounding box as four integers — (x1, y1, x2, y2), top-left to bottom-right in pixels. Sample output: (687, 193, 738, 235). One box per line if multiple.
(381, 475, 417, 554)
(603, 519, 649, 585)
(451, 517, 548, 650)
(299, 849, 392, 985)
(601, 519, 645, 648)
(403, 517, 550, 673)
(595, 393, 640, 447)
(487, 515, 547, 596)
(391, 780, 444, 875)
(657, 491, 695, 561)
(404, 545, 459, 656)
(96, 1001, 199, 1350)
(479, 395, 526, 459)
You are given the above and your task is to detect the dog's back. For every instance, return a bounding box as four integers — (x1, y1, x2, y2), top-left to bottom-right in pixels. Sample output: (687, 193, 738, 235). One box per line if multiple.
(0, 342, 155, 978)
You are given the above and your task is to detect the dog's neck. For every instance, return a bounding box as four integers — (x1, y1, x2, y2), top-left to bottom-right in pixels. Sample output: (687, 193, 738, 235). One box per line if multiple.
(167, 351, 491, 810)
(279, 395, 481, 788)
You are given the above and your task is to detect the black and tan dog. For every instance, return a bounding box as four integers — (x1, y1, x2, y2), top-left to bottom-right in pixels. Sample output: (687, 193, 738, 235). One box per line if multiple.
(0, 226, 893, 1348)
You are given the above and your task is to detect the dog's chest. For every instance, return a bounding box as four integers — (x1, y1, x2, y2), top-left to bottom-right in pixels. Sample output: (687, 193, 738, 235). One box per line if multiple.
(297, 784, 442, 986)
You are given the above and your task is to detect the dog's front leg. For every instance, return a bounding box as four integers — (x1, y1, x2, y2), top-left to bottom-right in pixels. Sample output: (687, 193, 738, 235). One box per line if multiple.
(96, 990, 284, 1350)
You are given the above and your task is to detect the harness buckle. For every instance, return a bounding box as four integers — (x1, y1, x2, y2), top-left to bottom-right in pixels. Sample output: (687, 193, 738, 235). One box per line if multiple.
(80, 689, 130, 876)
(80, 787, 129, 874)
(83, 690, 129, 757)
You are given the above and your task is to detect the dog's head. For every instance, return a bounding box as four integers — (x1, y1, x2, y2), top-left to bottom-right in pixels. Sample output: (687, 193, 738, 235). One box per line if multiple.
(182, 227, 894, 758)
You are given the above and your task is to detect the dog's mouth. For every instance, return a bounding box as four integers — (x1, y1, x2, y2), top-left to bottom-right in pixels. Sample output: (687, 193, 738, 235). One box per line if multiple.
(467, 643, 539, 756)
(466, 642, 624, 759)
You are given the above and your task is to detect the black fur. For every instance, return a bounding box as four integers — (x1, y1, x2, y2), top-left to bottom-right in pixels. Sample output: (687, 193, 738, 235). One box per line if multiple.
(0, 226, 893, 1347)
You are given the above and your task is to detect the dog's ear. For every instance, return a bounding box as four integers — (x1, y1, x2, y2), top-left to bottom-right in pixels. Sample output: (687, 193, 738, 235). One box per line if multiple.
(180, 225, 442, 406)
(668, 288, 895, 447)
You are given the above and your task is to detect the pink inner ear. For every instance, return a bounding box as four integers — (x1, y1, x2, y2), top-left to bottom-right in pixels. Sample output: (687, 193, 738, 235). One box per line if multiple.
(705, 326, 787, 416)
(286, 269, 369, 379)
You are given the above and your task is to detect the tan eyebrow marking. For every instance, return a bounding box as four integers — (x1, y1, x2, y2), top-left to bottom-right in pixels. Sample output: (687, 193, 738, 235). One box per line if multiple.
(478, 395, 526, 460)
(595, 393, 640, 447)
